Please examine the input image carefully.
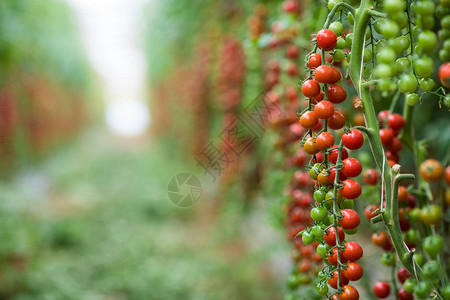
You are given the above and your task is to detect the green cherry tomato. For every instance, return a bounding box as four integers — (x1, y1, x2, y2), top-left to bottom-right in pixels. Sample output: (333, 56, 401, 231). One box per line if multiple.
(374, 64, 394, 79)
(414, 57, 434, 78)
(391, 12, 408, 29)
(423, 260, 440, 279)
(302, 231, 315, 245)
(343, 227, 358, 235)
(396, 57, 411, 72)
(298, 273, 311, 285)
(384, 0, 406, 13)
(406, 229, 420, 244)
(311, 206, 328, 222)
(440, 49, 450, 61)
(347, 13, 354, 25)
(316, 282, 329, 295)
(287, 274, 299, 290)
(332, 49, 346, 62)
(420, 204, 442, 225)
(379, 79, 393, 92)
(381, 20, 400, 38)
(419, 78, 435, 91)
(345, 33, 353, 48)
(312, 225, 324, 240)
(404, 278, 416, 294)
(391, 35, 410, 53)
(340, 199, 354, 209)
(414, 281, 431, 298)
(439, 29, 450, 41)
(415, 0, 435, 15)
(398, 73, 419, 93)
(442, 15, 450, 29)
(314, 189, 326, 203)
(406, 93, 419, 106)
(442, 284, 450, 300)
(336, 37, 346, 49)
(381, 252, 396, 266)
(317, 244, 329, 258)
(329, 21, 344, 36)
(417, 31, 437, 54)
(423, 235, 443, 257)
(413, 253, 425, 267)
(377, 48, 397, 63)
(363, 48, 372, 62)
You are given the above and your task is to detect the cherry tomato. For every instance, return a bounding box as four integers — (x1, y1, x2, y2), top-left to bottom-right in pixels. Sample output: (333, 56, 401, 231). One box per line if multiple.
(445, 166, 450, 185)
(317, 29, 337, 51)
(397, 267, 412, 284)
(324, 226, 345, 246)
(397, 288, 414, 300)
(339, 209, 360, 230)
(327, 167, 347, 183)
(379, 128, 394, 145)
(378, 110, 390, 126)
(311, 205, 328, 222)
(329, 145, 349, 164)
(328, 84, 347, 103)
(373, 281, 390, 298)
(342, 158, 362, 177)
(328, 111, 346, 130)
(342, 241, 363, 261)
(340, 179, 361, 199)
(314, 100, 335, 119)
(397, 186, 408, 202)
(414, 281, 431, 298)
(372, 231, 390, 248)
(398, 73, 418, 93)
(439, 62, 450, 87)
(420, 204, 442, 225)
(342, 129, 364, 150)
(329, 270, 349, 288)
(299, 111, 318, 129)
(311, 91, 325, 104)
(387, 137, 402, 153)
(343, 262, 363, 281)
(304, 137, 319, 154)
(302, 79, 321, 98)
(363, 169, 378, 185)
(387, 113, 405, 129)
(420, 159, 444, 181)
(422, 235, 443, 257)
(364, 204, 379, 220)
(314, 65, 335, 83)
(302, 231, 315, 245)
(316, 132, 335, 150)
(422, 260, 440, 279)
(337, 285, 360, 300)
(403, 278, 416, 294)
(308, 53, 322, 69)
(381, 252, 395, 266)
(330, 67, 342, 83)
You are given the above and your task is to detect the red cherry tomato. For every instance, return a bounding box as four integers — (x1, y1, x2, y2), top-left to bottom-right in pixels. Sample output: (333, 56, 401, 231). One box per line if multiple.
(329, 270, 349, 288)
(299, 111, 319, 129)
(342, 158, 362, 177)
(316, 132, 335, 150)
(387, 137, 403, 153)
(363, 169, 378, 185)
(302, 79, 321, 98)
(397, 288, 414, 300)
(364, 204, 379, 220)
(439, 62, 450, 88)
(328, 247, 345, 266)
(378, 110, 389, 127)
(327, 167, 347, 183)
(314, 65, 335, 83)
(328, 111, 346, 130)
(340, 179, 361, 199)
(324, 226, 345, 246)
(316, 29, 337, 51)
(342, 241, 363, 262)
(314, 100, 335, 119)
(336, 285, 360, 300)
(328, 84, 347, 103)
(307, 53, 322, 69)
(373, 281, 390, 298)
(339, 209, 360, 230)
(343, 262, 363, 281)
(397, 267, 412, 284)
(388, 113, 405, 129)
(379, 128, 394, 145)
(330, 67, 342, 84)
(342, 129, 364, 150)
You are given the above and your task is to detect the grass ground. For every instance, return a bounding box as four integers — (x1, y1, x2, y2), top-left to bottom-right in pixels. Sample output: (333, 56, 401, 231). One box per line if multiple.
(0, 130, 288, 300)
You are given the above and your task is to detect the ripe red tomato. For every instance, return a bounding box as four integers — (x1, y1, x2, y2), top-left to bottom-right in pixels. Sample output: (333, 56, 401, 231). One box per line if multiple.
(379, 128, 394, 145)
(304, 137, 319, 154)
(314, 65, 335, 83)
(340, 179, 361, 199)
(397, 267, 412, 284)
(317, 29, 337, 51)
(282, 0, 298, 13)
(378, 110, 389, 127)
(316, 132, 335, 150)
(439, 62, 450, 88)
(292, 149, 306, 167)
(342, 158, 362, 177)
(420, 159, 444, 182)
(314, 100, 335, 119)
(387, 137, 402, 153)
(328, 145, 349, 164)
(324, 226, 345, 246)
(342, 241, 363, 261)
(328, 111, 346, 130)
(330, 66, 342, 84)
(328, 84, 347, 103)
(308, 53, 322, 69)
(364, 204, 379, 220)
(373, 281, 390, 298)
(372, 231, 390, 248)
(329, 270, 349, 288)
(302, 79, 321, 97)
(397, 288, 414, 300)
(327, 167, 347, 183)
(286, 44, 299, 59)
(297, 260, 311, 272)
(343, 262, 363, 281)
(342, 129, 364, 150)
(339, 209, 360, 230)
(397, 186, 408, 202)
(299, 111, 319, 129)
(363, 169, 378, 185)
(335, 285, 360, 300)
(328, 247, 345, 266)
(388, 113, 405, 129)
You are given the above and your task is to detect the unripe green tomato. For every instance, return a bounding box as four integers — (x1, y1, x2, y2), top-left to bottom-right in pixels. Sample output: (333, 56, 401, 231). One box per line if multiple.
(365, 27, 372, 39)
(373, 19, 383, 34)
(287, 274, 299, 290)
(390, 12, 408, 29)
(417, 31, 437, 54)
(302, 231, 315, 245)
(329, 21, 344, 36)
(345, 33, 353, 48)
(384, 0, 406, 13)
(340, 199, 354, 209)
(343, 227, 358, 235)
(328, 0, 344, 11)
(391, 36, 410, 53)
(420, 204, 442, 225)
(423, 15, 435, 30)
(317, 243, 329, 258)
(406, 93, 419, 106)
(414, 281, 431, 298)
(406, 228, 421, 243)
(423, 235, 443, 257)
(419, 78, 435, 91)
(444, 40, 450, 52)
(414, 57, 434, 78)
(363, 48, 372, 62)
(398, 73, 419, 93)
(444, 95, 450, 108)
(314, 189, 326, 203)
(379, 79, 393, 92)
(333, 49, 346, 62)
(374, 64, 394, 78)
(377, 48, 397, 63)
(396, 57, 411, 72)
(439, 29, 450, 41)
(442, 15, 450, 29)
(404, 278, 416, 293)
(412, 25, 421, 38)
(442, 284, 450, 300)
(415, 0, 435, 15)
(381, 252, 396, 266)
(311, 205, 328, 221)
(298, 273, 311, 285)
(327, 214, 334, 225)
(381, 20, 400, 38)
(347, 13, 354, 25)
(312, 225, 324, 240)
(423, 260, 440, 279)
(413, 253, 425, 267)
(336, 37, 346, 49)
(440, 49, 450, 61)
(316, 283, 328, 295)
(409, 207, 422, 221)
(437, 3, 450, 18)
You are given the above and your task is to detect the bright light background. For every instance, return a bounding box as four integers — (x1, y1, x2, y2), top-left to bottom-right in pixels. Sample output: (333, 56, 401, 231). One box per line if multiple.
(67, 0, 151, 137)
